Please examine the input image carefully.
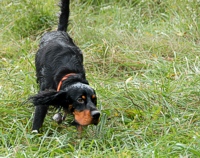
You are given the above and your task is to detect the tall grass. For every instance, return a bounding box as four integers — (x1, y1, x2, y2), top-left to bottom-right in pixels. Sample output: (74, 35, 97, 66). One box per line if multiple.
(0, 0, 200, 157)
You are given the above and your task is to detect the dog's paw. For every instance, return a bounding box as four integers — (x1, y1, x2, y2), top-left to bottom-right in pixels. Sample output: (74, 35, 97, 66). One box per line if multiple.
(31, 130, 39, 134)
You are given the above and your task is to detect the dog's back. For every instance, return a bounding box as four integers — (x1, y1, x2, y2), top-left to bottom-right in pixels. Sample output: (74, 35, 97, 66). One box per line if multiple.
(35, 0, 85, 91)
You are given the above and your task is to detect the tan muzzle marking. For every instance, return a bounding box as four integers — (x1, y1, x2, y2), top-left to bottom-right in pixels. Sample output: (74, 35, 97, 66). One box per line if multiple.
(73, 110, 93, 126)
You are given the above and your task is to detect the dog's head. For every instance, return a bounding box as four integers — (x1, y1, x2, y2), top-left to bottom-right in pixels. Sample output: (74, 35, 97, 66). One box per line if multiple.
(30, 83, 100, 126)
(65, 83, 100, 125)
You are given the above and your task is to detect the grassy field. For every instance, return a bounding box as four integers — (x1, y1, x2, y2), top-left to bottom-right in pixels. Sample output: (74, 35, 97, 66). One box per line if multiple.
(0, 0, 200, 157)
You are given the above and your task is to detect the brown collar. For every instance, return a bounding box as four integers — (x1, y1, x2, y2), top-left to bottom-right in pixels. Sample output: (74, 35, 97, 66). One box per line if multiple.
(57, 73, 76, 91)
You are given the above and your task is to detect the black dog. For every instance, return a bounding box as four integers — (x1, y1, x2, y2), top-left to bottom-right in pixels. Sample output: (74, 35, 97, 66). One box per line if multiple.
(30, 0, 100, 133)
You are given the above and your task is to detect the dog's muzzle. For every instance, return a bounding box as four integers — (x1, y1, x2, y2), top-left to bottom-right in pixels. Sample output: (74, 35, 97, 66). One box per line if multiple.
(73, 110, 100, 126)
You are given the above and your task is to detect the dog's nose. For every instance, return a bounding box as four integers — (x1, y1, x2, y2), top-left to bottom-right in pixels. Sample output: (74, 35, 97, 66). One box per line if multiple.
(91, 110, 100, 119)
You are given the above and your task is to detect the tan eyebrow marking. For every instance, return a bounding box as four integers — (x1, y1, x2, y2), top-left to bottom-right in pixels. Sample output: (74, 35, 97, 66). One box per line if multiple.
(92, 95, 96, 99)
(82, 95, 86, 100)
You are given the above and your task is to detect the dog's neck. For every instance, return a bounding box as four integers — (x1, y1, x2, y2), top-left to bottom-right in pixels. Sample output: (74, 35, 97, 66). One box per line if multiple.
(57, 73, 89, 91)
(57, 73, 76, 91)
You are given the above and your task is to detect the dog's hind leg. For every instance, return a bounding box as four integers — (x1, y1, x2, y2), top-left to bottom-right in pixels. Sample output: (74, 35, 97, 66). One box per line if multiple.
(32, 106, 48, 132)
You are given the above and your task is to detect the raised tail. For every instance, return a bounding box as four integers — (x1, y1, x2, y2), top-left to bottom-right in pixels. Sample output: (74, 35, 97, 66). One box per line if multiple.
(57, 0, 70, 32)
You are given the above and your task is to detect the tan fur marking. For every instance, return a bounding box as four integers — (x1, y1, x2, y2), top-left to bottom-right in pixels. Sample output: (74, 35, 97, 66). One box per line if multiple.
(73, 110, 93, 126)
(92, 95, 96, 99)
(68, 104, 73, 111)
(82, 95, 86, 100)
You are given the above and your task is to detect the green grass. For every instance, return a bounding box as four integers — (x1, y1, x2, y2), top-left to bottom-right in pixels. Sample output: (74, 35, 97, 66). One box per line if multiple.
(0, 0, 200, 157)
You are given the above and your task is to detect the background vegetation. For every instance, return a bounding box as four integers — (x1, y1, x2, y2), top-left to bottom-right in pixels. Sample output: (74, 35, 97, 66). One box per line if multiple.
(0, 0, 200, 157)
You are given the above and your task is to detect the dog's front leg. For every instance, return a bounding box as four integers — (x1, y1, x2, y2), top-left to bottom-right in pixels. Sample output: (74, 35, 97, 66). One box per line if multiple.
(32, 106, 48, 133)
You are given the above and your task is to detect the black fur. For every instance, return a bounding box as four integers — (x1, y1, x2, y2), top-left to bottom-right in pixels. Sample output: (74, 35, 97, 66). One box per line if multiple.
(30, 0, 100, 132)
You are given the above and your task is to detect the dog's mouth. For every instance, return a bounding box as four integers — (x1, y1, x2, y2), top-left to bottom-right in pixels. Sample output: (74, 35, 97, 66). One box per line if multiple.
(72, 109, 100, 126)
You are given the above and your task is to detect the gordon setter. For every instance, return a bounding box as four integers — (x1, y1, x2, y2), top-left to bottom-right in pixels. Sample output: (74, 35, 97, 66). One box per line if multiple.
(30, 0, 100, 133)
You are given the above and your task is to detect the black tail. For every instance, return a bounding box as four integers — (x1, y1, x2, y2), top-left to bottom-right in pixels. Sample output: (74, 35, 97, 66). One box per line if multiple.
(57, 0, 70, 32)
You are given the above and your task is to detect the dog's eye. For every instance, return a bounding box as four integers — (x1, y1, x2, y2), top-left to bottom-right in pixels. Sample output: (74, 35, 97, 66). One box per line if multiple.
(77, 98, 84, 104)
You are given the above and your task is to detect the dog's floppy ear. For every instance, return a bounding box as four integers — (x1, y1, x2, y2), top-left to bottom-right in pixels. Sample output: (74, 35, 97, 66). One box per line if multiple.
(29, 90, 68, 106)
